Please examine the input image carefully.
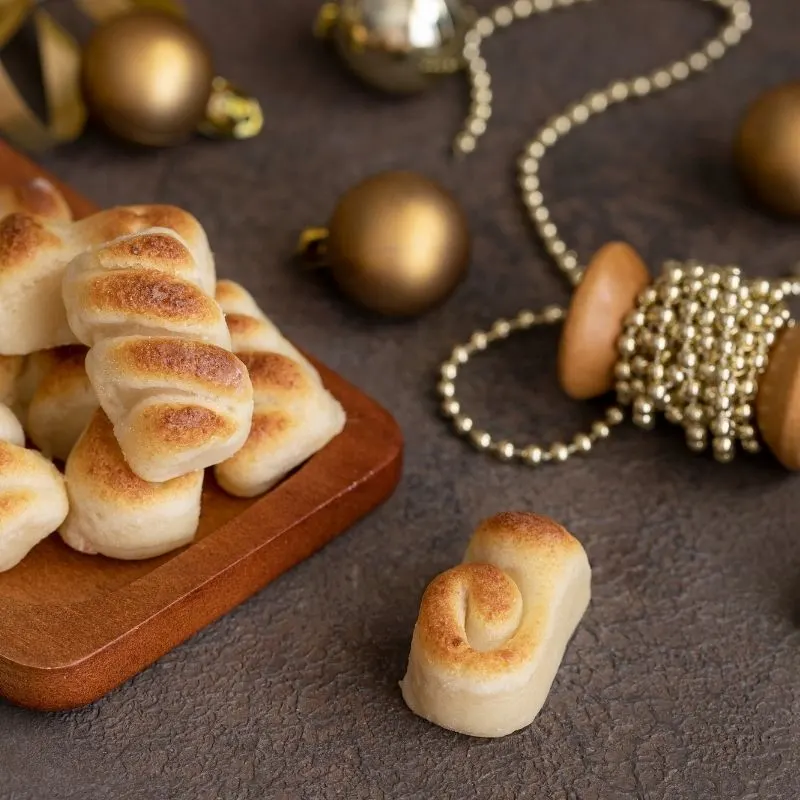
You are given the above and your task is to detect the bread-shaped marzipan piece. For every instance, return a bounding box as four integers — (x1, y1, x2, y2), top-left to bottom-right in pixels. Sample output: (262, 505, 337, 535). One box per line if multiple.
(23, 346, 97, 461)
(63, 230, 248, 480)
(400, 512, 591, 738)
(0, 203, 215, 355)
(15, 346, 89, 410)
(0, 355, 25, 410)
(212, 281, 346, 497)
(13, 348, 70, 420)
(0, 178, 72, 222)
(0, 402, 69, 572)
(63, 229, 230, 349)
(12, 346, 84, 424)
(60, 410, 203, 560)
(0, 403, 25, 447)
(86, 335, 253, 482)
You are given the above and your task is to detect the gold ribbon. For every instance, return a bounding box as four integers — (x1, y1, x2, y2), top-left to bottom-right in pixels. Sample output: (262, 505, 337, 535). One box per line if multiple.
(0, 0, 86, 150)
(0, 0, 262, 151)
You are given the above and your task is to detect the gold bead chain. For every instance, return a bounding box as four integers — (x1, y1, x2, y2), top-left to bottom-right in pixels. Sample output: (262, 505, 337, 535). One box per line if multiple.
(434, 0, 800, 466)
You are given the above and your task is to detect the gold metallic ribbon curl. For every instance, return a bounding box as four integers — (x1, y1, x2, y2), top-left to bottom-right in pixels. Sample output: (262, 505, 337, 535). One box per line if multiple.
(0, 0, 262, 151)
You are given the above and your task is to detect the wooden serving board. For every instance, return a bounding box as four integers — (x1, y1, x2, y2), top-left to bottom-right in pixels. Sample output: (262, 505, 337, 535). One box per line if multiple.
(0, 142, 403, 712)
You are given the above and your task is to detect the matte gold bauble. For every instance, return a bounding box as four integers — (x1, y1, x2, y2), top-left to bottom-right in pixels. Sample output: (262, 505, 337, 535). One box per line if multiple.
(735, 81, 800, 218)
(299, 171, 471, 317)
(314, 0, 473, 94)
(81, 11, 214, 146)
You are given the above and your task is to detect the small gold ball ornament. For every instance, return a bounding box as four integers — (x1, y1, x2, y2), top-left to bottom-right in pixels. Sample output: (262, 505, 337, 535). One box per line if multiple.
(81, 11, 215, 146)
(299, 171, 471, 317)
(314, 0, 473, 94)
(735, 81, 800, 218)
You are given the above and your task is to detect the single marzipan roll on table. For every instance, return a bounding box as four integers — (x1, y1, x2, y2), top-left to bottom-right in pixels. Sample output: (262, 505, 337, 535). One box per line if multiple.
(60, 410, 204, 560)
(0, 180, 216, 355)
(400, 512, 591, 738)
(0, 403, 69, 572)
(213, 281, 346, 498)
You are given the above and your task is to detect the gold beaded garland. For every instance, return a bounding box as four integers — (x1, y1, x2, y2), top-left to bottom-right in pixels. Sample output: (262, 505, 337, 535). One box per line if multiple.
(431, 0, 800, 469)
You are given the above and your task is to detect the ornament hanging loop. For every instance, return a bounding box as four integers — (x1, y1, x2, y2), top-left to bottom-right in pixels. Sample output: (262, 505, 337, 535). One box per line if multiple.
(199, 77, 263, 140)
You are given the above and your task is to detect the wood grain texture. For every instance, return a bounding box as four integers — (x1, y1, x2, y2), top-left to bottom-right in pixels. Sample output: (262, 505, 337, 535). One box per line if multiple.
(0, 141, 403, 712)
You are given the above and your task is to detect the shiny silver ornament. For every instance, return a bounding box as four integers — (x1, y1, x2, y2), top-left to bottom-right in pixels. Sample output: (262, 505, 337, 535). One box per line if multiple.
(315, 0, 474, 94)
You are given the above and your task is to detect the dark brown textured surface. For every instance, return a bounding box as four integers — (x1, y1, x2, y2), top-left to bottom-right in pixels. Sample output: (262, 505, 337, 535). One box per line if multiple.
(2, 0, 799, 797)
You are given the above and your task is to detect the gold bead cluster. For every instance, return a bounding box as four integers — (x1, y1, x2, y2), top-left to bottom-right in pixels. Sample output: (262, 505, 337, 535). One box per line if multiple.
(615, 262, 792, 461)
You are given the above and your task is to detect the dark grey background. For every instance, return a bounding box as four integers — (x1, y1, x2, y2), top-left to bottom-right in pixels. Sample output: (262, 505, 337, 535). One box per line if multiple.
(2, 0, 799, 797)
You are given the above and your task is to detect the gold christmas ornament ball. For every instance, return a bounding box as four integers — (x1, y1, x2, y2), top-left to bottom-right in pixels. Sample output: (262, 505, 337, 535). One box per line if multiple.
(735, 81, 800, 217)
(81, 11, 214, 146)
(303, 171, 471, 317)
(315, 0, 473, 94)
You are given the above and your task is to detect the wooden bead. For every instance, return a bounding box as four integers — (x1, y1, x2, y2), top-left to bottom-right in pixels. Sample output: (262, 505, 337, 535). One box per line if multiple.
(557, 241, 650, 400)
(755, 326, 800, 470)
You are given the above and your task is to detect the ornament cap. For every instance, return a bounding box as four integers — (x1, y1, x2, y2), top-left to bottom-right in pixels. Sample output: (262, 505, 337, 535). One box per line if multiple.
(558, 241, 650, 400)
(198, 77, 263, 140)
(756, 325, 800, 470)
(296, 227, 331, 267)
(314, 2, 340, 39)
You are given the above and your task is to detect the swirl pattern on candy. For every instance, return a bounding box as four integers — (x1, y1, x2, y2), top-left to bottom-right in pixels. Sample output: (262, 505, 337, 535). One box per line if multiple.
(400, 512, 591, 738)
